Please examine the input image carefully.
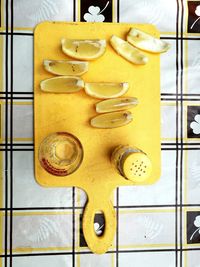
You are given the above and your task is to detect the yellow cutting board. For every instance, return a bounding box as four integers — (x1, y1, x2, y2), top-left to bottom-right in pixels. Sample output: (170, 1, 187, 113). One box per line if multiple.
(34, 22, 161, 254)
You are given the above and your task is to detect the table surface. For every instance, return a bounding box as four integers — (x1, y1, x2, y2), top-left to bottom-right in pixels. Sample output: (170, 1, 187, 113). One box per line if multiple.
(1, 0, 200, 267)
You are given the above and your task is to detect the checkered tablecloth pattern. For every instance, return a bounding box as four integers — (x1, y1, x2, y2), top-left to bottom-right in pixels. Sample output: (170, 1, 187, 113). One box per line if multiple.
(0, 0, 200, 266)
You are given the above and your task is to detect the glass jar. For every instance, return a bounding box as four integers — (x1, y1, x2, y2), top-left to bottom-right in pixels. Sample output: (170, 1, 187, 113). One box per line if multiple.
(39, 132, 83, 176)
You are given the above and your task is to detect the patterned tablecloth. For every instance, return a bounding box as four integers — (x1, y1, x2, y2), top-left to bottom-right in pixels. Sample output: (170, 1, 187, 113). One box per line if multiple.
(1, 0, 200, 266)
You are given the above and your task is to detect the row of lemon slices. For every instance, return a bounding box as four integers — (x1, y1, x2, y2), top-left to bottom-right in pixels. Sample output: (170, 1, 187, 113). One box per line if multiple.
(40, 28, 170, 128)
(40, 74, 138, 128)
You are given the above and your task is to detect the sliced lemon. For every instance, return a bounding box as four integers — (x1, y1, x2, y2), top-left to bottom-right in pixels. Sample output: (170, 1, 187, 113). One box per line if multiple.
(127, 28, 171, 53)
(90, 111, 133, 129)
(43, 60, 89, 76)
(110, 35, 148, 65)
(84, 82, 129, 99)
(95, 97, 138, 113)
(40, 76, 84, 93)
(61, 39, 106, 60)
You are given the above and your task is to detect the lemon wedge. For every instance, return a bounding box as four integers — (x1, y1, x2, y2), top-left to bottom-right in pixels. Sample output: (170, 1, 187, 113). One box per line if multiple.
(43, 60, 89, 76)
(40, 76, 84, 93)
(110, 35, 148, 65)
(95, 97, 138, 113)
(84, 82, 129, 99)
(127, 28, 170, 53)
(90, 111, 133, 129)
(61, 39, 106, 60)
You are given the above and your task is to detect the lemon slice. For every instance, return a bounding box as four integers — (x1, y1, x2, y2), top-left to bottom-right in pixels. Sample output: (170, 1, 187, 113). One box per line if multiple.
(127, 28, 171, 53)
(110, 35, 148, 65)
(84, 82, 129, 99)
(95, 97, 138, 113)
(90, 111, 133, 129)
(61, 39, 106, 60)
(43, 60, 89, 76)
(40, 76, 84, 93)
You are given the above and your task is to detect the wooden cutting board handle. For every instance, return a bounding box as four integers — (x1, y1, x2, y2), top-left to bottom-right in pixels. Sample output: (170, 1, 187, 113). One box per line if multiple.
(82, 190, 116, 254)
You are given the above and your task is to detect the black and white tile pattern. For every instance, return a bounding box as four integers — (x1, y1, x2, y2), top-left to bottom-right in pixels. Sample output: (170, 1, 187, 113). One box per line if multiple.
(80, 0, 112, 22)
(1, 0, 200, 266)
(187, 211, 200, 244)
(188, 1, 200, 33)
(187, 106, 200, 138)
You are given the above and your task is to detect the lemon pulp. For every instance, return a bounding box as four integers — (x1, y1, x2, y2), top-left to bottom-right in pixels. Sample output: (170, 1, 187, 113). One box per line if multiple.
(96, 97, 138, 113)
(61, 39, 106, 60)
(40, 76, 84, 93)
(90, 111, 133, 129)
(127, 28, 171, 53)
(44, 60, 89, 76)
(110, 35, 148, 65)
(84, 82, 129, 99)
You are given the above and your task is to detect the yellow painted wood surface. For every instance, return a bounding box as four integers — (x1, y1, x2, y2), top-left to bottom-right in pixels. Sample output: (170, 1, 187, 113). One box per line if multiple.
(34, 22, 161, 254)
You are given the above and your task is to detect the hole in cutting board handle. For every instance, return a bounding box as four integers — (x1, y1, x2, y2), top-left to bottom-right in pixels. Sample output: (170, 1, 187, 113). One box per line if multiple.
(93, 211, 105, 237)
(82, 197, 116, 254)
